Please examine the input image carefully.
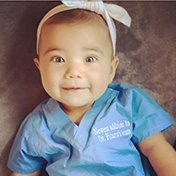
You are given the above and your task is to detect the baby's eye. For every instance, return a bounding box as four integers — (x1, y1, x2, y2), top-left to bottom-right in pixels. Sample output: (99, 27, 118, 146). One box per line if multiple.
(52, 57, 65, 63)
(86, 57, 97, 62)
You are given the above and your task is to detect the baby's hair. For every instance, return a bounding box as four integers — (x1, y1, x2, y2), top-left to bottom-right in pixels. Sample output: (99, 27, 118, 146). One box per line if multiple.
(44, 9, 107, 26)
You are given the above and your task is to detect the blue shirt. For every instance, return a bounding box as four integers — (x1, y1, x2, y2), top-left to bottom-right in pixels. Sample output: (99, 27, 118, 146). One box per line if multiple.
(8, 83, 174, 176)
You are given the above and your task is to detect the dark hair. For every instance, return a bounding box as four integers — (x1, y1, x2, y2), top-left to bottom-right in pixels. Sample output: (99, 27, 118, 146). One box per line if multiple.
(45, 9, 107, 26)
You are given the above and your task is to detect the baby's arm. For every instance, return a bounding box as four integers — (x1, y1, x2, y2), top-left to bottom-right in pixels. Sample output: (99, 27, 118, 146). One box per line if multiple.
(10, 171, 40, 176)
(138, 132, 176, 176)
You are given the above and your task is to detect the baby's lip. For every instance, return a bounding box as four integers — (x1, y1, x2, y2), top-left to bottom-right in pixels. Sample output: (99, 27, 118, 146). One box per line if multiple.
(62, 87, 87, 90)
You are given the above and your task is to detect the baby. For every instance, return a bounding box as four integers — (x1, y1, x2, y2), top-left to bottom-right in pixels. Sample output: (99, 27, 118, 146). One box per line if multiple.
(8, 1, 176, 176)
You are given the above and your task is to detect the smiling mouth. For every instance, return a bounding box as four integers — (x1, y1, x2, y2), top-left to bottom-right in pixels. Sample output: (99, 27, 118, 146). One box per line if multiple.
(62, 87, 87, 91)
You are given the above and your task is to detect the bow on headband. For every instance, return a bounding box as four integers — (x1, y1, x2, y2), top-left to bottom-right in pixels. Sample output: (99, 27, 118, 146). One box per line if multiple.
(36, 0, 131, 56)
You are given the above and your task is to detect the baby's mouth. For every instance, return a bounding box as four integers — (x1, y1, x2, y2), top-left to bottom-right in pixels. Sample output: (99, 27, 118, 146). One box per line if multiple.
(62, 87, 87, 91)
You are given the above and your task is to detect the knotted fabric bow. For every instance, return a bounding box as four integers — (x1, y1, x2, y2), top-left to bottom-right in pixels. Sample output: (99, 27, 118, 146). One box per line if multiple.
(36, 0, 131, 56)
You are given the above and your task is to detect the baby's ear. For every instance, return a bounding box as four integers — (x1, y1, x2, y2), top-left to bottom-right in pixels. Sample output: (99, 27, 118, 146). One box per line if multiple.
(33, 58, 40, 70)
(112, 57, 119, 69)
(109, 57, 119, 82)
(111, 57, 119, 73)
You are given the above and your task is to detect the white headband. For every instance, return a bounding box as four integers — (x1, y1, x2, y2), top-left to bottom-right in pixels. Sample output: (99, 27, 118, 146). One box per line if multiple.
(36, 0, 131, 56)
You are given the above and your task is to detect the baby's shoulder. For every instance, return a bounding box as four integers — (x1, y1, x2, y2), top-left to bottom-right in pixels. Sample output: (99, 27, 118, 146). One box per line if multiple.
(19, 98, 54, 133)
(108, 83, 145, 99)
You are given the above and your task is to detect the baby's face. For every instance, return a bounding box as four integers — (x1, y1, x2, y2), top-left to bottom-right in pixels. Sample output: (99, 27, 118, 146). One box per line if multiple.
(34, 19, 118, 111)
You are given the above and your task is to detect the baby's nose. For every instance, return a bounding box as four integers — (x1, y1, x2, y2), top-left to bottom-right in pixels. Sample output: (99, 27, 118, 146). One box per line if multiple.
(65, 63, 83, 79)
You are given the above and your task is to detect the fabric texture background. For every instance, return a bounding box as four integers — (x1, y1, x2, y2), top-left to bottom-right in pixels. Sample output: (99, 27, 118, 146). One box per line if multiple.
(0, 1, 175, 175)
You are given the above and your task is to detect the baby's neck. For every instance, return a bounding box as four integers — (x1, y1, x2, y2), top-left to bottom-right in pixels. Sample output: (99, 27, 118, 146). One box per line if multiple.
(61, 103, 93, 125)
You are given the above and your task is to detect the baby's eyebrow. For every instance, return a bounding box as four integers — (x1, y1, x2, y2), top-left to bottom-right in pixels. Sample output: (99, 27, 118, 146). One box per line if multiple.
(82, 47, 104, 55)
(43, 47, 63, 56)
(43, 46, 104, 57)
